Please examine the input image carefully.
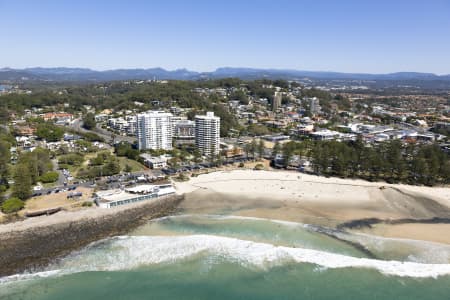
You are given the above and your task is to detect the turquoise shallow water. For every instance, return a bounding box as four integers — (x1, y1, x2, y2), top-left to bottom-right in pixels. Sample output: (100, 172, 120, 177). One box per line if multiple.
(3, 260, 450, 300)
(2, 214, 450, 300)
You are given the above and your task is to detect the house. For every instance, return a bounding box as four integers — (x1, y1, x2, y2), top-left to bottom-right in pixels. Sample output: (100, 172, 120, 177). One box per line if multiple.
(310, 129, 340, 141)
(42, 112, 74, 122)
(64, 133, 82, 142)
(220, 142, 244, 158)
(14, 125, 36, 136)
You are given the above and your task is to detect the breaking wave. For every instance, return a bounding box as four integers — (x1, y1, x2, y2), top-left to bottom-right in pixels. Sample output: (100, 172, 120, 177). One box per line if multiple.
(3, 234, 450, 284)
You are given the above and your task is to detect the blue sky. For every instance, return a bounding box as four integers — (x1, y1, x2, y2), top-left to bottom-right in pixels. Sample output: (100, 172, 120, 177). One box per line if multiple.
(1, 0, 449, 74)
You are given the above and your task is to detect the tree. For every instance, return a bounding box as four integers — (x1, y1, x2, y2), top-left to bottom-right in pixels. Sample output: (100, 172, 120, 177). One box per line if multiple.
(58, 153, 84, 166)
(103, 159, 121, 176)
(1, 197, 25, 214)
(115, 142, 139, 160)
(12, 164, 32, 200)
(193, 149, 202, 163)
(36, 123, 64, 142)
(0, 140, 11, 189)
(250, 139, 258, 160)
(82, 113, 96, 130)
(39, 171, 59, 183)
(124, 164, 133, 173)
(257, 140, 265, 160)
(247, 124, 270, 136)
(17, 148, 53, 184)
(229, 90, 248, 105)
(243, 143, 251, 159)
(272, 141, 281, 158)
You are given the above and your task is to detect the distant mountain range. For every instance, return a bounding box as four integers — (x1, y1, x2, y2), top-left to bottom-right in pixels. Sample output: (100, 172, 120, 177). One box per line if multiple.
(0, 67, 449, 83)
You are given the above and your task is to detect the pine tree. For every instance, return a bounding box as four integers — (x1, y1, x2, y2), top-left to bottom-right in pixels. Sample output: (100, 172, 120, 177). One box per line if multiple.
(12, 164, 32, 200)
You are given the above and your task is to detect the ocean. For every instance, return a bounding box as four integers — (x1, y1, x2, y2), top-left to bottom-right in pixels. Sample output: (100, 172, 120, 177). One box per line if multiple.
(1, 214, 450, 299)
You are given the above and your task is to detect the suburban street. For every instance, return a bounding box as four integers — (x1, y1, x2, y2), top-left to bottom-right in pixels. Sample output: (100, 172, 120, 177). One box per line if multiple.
(70, 118, 137, 144)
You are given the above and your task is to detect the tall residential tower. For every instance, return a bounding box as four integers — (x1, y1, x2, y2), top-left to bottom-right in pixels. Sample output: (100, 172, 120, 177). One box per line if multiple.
(273, 91, 282, 111)
(195, 112, 220, 157)
(136, 111, 173, 150)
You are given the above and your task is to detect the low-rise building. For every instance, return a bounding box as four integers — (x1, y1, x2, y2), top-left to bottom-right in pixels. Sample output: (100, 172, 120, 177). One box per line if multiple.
(140, 153, 169, 169)
(42, 112, 74, 125)
(14, 125, 36, 136)
(310, 129, 341, 141)
(94, 184, 175, 208)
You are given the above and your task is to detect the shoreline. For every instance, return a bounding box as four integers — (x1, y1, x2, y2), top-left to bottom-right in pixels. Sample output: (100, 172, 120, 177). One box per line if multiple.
(1, 169, 449, 277)
(0, 194, 183, 277)
(175, 169, 450, 244)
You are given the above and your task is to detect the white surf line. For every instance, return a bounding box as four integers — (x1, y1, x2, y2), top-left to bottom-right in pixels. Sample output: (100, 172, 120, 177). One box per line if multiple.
(3, 234, 450, 283)
(56, 235, 450, 278)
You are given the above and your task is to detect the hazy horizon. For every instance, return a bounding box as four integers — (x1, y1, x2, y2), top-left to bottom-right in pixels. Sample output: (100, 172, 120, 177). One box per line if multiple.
(1, 0, 450, 74)
(1, 65, 449, 76)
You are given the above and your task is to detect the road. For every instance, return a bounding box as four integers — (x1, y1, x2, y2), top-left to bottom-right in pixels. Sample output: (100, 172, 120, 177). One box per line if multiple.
(51, 159, 66, 186)
(70, 119, 137, 144)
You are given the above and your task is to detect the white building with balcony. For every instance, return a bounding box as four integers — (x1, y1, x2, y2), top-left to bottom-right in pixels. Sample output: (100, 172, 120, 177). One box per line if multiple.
(195, 112, 220, 156)
(136, 111, 173, 150)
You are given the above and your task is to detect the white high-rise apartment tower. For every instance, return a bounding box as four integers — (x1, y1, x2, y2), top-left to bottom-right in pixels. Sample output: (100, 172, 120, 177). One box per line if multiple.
(136, 111, 173, 150)
(195, 111, 220, 156)
(309, 97, 320, 116)
(273, 91, 282, 111)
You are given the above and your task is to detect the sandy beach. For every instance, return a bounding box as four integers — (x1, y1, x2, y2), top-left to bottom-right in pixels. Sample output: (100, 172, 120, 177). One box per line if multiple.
(175, 169, 450, 244)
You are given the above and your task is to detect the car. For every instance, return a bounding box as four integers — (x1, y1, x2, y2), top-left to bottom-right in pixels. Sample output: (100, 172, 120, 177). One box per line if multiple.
(54, 189, 60, 193)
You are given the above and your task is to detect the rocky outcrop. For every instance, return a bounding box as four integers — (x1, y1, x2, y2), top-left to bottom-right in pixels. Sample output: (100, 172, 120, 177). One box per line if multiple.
(0, 195, 183, 277)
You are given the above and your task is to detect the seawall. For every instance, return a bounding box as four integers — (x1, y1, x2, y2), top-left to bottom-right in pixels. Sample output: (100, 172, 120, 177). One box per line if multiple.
(0, 194, 184, 277)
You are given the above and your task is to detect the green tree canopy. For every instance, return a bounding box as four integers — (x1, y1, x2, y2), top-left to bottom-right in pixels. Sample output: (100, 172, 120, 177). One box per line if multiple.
(1, 197, 25, 214)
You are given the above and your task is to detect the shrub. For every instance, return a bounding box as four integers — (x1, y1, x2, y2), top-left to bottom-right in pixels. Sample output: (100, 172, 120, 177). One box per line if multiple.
(39, 171, 59, 183)
(254, 163, 264, 170)
(238, 162, 245, 168)
(58, 153, 84, 166)
(124, 164, 133, 173)
(81, 201, 93, 207)
(58, 163, 70, 170)
(175, 173, 190, 182)
(1, 197, 25, 214)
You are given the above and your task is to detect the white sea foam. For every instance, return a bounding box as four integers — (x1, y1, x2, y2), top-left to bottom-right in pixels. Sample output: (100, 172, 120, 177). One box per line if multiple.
(3, 217, 450, 285)
(32, 235, 450, 280)
(0, 269, 62, 285)
(2, 234, 450, 285)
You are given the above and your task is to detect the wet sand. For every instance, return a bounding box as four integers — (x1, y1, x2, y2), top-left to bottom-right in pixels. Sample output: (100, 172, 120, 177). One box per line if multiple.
(356, 223, 450, 245)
